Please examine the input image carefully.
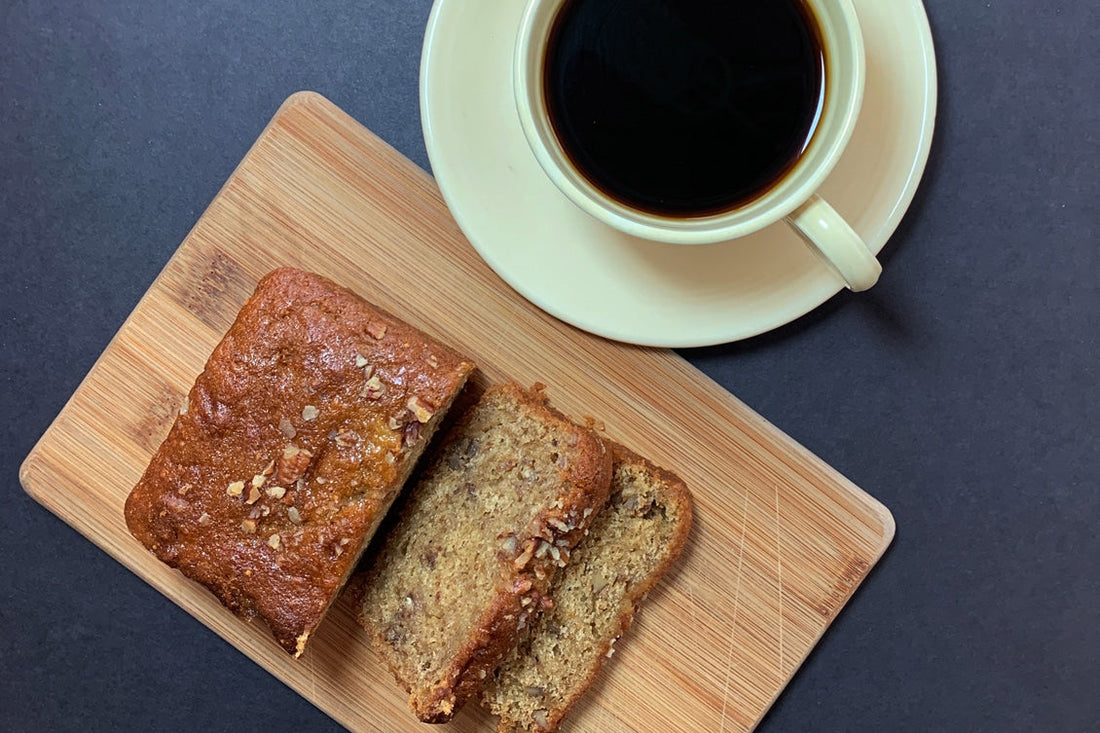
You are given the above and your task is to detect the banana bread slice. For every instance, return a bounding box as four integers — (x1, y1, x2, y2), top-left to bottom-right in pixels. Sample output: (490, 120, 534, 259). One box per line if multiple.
(482, 443, 693, 733)
(355, 383, 614, 723)
(124, 267, 475, 656)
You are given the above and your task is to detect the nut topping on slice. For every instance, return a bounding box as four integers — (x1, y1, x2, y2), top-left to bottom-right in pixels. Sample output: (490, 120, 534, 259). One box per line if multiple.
(362, 375, 385, 400)
(547, 517, 571, 534)
(276, 444, 313, 484)
(226, 480, 245, 498)
(403, 420, 422, 447)
(301, 405, 320, 421)
(335, 429, 360, 448)
(514, 538, 538, 569)
(406, 396, 435, 423)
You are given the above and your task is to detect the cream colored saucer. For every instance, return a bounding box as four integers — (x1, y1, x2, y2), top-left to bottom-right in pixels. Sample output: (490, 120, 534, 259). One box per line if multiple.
(421, 0, 937, 347)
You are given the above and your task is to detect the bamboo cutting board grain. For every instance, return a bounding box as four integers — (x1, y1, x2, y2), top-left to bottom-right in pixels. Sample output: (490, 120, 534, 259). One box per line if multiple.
(20, 92, 893, 733)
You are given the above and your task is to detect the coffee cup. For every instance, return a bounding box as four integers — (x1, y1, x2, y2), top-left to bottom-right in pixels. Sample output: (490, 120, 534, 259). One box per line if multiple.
(513, 0, 881, 291)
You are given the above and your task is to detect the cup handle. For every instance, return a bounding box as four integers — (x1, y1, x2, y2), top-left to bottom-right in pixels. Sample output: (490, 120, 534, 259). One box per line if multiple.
(785, 194, 881, 292)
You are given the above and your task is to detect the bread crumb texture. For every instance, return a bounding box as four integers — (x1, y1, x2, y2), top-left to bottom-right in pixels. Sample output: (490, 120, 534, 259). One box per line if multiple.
(356, 383, 613, 722)
(483, 444, 693, 733)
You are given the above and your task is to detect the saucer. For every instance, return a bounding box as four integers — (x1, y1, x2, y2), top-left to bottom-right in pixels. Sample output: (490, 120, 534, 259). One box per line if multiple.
(420, 0, 937, 347)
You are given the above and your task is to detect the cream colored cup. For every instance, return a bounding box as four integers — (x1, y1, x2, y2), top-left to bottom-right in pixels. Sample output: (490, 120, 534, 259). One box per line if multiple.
(514, 0, 881, 291)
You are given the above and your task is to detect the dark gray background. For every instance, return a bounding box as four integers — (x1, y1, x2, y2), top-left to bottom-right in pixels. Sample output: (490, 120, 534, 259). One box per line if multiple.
(2, 1, 1096, 731)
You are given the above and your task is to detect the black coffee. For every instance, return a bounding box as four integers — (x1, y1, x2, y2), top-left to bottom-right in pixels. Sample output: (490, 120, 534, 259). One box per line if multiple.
(543, 0, 825, 217)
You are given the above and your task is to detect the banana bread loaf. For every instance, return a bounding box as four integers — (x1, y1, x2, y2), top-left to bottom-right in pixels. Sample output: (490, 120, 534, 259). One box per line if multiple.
(124, 267, 475, 656)
(482, 443, 693, 732)
(354, 383, 614, 722)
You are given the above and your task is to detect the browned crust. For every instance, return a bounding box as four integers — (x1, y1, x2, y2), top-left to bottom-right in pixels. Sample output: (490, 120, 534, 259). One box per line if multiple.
(124, 267, 475, 656)
(494, 441, 693, 733)
(358, 382, 614, 722)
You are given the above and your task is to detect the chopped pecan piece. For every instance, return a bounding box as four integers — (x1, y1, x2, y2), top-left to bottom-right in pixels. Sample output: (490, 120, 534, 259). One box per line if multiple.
(276, 444, 313, 484)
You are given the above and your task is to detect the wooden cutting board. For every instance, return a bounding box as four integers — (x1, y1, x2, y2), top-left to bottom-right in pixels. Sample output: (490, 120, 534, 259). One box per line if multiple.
(20, 92, 893, 733)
